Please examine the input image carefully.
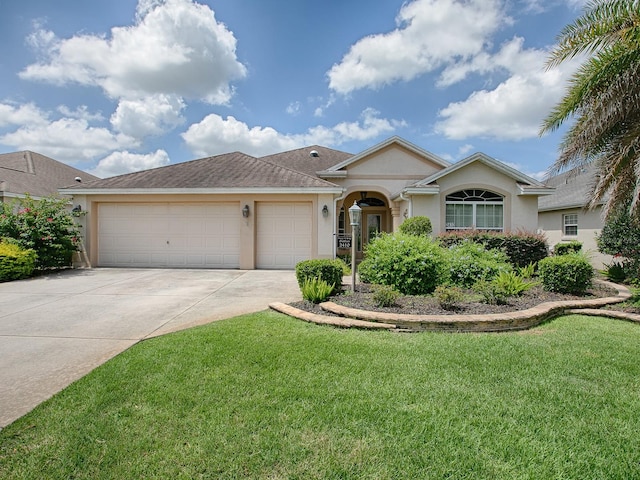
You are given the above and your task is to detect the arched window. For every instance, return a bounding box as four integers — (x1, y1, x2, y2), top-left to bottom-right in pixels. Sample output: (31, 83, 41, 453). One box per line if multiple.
(445, 189, 504, 231)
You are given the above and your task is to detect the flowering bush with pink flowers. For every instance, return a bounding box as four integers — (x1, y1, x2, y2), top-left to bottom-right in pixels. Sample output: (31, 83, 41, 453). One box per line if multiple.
(0, 195, 81, 270)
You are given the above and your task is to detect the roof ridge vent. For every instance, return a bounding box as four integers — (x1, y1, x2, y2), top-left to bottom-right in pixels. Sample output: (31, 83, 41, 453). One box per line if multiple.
(309, 150, 319, 157)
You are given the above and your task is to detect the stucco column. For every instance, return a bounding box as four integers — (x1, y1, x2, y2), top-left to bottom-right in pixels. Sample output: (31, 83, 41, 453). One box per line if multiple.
(391, 203, 402, 232)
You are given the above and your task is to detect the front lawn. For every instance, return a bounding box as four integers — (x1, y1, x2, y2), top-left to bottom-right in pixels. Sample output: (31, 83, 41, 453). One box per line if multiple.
(1, 312, 640, 479)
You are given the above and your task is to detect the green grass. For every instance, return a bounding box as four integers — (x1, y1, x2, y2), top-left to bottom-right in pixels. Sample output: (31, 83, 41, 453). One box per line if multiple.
(2, 312, 640, 479)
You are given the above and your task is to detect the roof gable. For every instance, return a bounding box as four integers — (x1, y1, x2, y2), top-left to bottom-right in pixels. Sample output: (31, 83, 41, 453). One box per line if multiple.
(317, 136, 450, 178)
(414, 152, 552, 195)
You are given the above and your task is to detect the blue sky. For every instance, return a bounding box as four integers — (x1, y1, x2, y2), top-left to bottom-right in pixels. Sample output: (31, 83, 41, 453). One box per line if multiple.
(0, 0, 587, 179)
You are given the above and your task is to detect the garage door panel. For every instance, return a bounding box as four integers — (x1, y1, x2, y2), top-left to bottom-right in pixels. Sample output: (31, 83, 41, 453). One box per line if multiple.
(256, 202, 312, 269)
(98, 203, 240, 268)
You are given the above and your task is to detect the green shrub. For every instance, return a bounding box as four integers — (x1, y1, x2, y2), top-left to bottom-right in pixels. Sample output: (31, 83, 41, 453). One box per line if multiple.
(358, 233, 449, 295)
(517, 261, 536, 279)
(0, 195, 81, 269)
(438, 230, 548, 268)
(295, 259, 343, 294)
(554, 241, 582, 255)
(372, 285, 400, 307)
(493, 271, 536, 297)
(473, 280, 509, 305)
(300, 278, 335, 304)
(597, 210, 640, 284)
(398, 216, 432, 237)
(538, 253, 594, 294)
(0, 242, 37, 281)
(446, 240, 512, 287)
(434, 285, 465, 310)
(603, 261, 627, 283)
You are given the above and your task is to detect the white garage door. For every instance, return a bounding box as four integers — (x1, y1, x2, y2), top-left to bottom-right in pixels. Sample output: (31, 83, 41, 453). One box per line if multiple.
(256, 202, 312, 269)
(98, 203, 240, 268)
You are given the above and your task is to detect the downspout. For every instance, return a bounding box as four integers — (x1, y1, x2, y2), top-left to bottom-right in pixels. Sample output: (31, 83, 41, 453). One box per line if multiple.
(332, 192, 346, 259)
(399, 191, 412, 218)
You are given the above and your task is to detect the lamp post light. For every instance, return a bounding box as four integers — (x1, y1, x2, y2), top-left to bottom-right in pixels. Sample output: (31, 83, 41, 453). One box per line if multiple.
(348, 200, 362, 292)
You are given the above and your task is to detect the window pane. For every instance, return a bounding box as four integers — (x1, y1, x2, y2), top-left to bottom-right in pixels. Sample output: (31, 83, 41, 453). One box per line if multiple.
(563, 214, 578, 235)
(446, 204, 473, 229)
(477, 204, 503, 230)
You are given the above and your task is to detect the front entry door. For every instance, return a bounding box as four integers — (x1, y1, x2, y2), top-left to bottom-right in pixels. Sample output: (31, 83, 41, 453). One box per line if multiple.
(366, 214, 382, 245)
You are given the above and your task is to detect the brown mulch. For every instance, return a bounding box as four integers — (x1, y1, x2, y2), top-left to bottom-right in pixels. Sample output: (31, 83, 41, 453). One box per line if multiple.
(290, 283, 628, 317)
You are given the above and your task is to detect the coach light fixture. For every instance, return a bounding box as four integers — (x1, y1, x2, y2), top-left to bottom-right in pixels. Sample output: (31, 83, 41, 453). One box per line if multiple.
(242, 204, 250, 218)
(322, 204, 329, 218)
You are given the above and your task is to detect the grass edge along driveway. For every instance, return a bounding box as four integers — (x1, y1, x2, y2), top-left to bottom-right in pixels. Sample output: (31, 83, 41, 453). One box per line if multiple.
(1, 311, 640, 479)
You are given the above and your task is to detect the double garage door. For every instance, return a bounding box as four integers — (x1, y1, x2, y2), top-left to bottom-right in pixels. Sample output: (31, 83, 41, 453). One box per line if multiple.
(97, 202, 311, 269)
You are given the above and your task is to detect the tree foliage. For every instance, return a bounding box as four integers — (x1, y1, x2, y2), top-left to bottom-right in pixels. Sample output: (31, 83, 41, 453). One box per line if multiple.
(541, 0, 640, 219)
(0, 195, 81, 269)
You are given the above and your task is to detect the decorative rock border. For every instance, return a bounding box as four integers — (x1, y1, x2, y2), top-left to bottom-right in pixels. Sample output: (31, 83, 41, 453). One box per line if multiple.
(269, 280, 634, 333)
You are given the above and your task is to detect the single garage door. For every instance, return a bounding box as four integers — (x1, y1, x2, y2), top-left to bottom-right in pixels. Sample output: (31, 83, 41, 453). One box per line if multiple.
(256, 202, 312, 269)
(98, 203, 240, 268)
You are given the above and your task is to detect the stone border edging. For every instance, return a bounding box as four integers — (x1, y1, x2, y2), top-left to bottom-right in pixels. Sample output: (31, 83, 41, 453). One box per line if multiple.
(269, 280, 633, 333)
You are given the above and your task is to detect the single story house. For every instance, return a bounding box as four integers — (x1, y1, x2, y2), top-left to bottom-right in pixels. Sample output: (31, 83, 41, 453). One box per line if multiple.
(1, 150, 99, 202)
(63, 136, 555, 269)
(538, 166, 612, 268)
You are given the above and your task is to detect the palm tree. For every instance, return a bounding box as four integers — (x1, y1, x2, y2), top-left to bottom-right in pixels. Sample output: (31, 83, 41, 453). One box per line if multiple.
(540, 0, 640, 219)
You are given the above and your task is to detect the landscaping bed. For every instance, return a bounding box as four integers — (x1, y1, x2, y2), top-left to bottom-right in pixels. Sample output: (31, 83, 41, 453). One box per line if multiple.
(291, 282, 621, 317)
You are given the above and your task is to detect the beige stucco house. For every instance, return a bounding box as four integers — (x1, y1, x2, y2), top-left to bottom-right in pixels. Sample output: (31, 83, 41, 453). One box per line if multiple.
(64, 136, 554, 269)
(538, 166, 612, 268)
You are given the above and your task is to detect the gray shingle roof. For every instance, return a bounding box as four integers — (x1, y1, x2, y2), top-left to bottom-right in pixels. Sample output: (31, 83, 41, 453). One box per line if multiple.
(66, 151, 341, 190)
(0, 151, 99, 198)
(538, 166, 600, 211)
(260, 145, 353, 176)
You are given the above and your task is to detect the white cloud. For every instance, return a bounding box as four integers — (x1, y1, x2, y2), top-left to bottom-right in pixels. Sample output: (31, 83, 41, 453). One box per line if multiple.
(20, 0, 247, 104)
(0, 117, 138, 163)
(0, 102, 49, 127)
(57, 105, 104, 122)
(110, 94, 185, 137)
(286, 101, 301, 116)
(434, 38, 581, 140)
(182, 108, 404, 157)
(91, 149, 170, 177)
(327, 0, 507, 94)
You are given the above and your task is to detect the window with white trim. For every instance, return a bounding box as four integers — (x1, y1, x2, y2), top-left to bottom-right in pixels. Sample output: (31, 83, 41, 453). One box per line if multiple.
(563, 213, 578, 236)
(445, 189, 504, 231)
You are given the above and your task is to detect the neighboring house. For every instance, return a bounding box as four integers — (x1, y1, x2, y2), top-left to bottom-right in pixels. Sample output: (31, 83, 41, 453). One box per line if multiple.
(64, 136, 554, 269)
(538, 166, 611, 268)
(0, 150, 99, 202)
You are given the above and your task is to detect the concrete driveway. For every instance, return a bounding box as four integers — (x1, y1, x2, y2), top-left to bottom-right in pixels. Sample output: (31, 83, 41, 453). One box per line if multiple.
(0, 268, 301, 428)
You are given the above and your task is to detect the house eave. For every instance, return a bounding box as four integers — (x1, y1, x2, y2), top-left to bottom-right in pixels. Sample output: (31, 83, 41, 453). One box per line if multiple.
(517, 186, 555, 196)
(60, 187, 345, 196)
(317, 170, 348, 178)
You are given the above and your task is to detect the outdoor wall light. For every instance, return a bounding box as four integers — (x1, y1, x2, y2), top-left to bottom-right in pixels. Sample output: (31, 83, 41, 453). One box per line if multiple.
(242, 204, 250, 218)
(322, 204, 329, 218)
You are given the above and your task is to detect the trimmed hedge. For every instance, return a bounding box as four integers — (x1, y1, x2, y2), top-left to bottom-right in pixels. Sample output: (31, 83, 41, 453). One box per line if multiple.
(446, 240, 512, 287)
(0, 242, 37, 281)
(398, 216, 432, 237)
(437, 230, 548, 268)
(295, 259, 343, 294)
(538, 253, 593, 294)
(358, 233, 449, 295)
(554, 241, 582, 255)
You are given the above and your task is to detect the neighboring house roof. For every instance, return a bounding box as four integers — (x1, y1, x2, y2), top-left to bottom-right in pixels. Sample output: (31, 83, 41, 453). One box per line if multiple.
(65, 151, 342, 194)
(317, 136, 451, 178)
(0, 150, 99, 200)
(261, 145, 353, 177)
(410, 152, 554, 196)
(538, 166, 600, 211)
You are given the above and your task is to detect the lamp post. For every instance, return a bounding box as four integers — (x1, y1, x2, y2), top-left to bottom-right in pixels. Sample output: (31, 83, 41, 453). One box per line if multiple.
(348, 200, 362, 292)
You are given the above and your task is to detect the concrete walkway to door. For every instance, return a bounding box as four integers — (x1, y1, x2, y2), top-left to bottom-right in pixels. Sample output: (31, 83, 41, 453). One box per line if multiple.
(0, 268, 301, 428)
